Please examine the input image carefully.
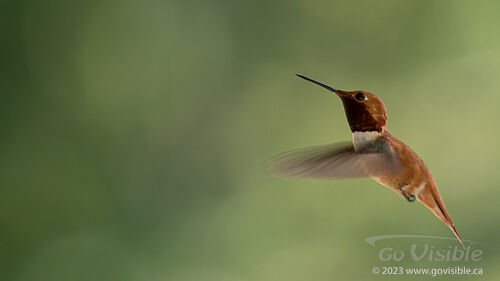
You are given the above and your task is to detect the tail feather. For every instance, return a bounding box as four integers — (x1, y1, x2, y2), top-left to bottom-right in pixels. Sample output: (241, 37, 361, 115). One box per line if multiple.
(449, 223, 464, 248)
(417, 183, 463, 248)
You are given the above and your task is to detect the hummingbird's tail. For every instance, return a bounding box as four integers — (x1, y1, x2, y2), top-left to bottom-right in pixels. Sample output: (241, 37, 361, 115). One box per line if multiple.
(433, 194, 464, 247)
(418, 182, 464, 248)
(448, 222, 464, 248)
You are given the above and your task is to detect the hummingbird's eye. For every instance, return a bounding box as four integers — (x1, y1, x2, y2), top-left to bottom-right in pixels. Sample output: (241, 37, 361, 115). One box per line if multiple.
(355, 92, 366, 101)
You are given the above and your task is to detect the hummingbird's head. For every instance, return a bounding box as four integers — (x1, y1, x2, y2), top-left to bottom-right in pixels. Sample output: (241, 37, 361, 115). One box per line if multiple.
(296, 74, 388, 132)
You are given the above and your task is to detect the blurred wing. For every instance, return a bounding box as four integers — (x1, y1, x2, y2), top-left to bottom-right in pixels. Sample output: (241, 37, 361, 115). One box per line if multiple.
(265, 139, 402, 179)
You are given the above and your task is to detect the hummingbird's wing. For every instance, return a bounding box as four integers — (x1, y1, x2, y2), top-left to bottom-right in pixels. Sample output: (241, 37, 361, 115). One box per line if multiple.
(265, 138, 402, 178)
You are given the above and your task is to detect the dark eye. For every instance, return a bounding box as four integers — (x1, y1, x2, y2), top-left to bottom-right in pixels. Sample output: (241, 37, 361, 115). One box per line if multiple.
(355, 92, 366, 101)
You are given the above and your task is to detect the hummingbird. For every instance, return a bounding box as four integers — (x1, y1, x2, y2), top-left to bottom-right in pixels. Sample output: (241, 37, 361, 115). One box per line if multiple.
(267, 74, 463, 246)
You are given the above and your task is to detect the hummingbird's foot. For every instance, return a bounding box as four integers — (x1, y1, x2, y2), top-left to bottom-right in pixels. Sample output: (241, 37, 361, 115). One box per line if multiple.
(401, 189, 416, 202)
(399, 184, 416, 202)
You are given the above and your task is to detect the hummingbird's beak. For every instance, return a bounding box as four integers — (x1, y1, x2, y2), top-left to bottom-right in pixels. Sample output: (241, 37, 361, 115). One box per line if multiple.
(296, 74, 341, 95)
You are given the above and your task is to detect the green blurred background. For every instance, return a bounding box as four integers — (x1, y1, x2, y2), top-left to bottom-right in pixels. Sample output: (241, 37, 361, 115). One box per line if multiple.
(1, 0, 499, 280)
